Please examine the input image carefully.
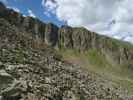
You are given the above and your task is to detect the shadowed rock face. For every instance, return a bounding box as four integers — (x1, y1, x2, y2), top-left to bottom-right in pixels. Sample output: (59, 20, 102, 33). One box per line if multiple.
(45, 23, 58, 46)
(0, 2, 133, 66)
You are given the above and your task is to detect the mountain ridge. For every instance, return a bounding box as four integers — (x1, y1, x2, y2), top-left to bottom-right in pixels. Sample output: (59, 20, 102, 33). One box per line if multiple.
(0, 2, 132, 67)
(0, 2, 133, 99)
(0, 14, 132, 100)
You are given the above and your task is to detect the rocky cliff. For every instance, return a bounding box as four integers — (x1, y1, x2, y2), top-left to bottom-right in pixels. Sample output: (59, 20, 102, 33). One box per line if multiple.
(0, 2, 132, 67)
(0, 13, 132, 100)
(0, 2, 133, 100)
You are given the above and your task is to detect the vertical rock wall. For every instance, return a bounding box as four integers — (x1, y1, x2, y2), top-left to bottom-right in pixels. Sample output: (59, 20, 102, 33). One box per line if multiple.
(0, 2, 133, 66)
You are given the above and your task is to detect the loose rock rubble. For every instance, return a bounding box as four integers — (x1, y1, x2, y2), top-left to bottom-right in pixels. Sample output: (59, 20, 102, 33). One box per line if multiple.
(0, 18, 132, 100)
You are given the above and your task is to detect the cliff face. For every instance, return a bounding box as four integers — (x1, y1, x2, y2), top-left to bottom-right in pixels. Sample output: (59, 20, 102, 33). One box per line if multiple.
(0, 2, 133, 66)
(58, 26, 133, 66)
(0, 2, 133, 100)
(0, 18, 132, 100)
(0, 2, 59, 46)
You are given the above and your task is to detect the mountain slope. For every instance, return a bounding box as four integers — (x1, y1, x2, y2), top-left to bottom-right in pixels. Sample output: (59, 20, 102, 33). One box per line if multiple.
(0, 1, 132, 67)
(0, 2, 133, 100)
(0, 17, 132, 100)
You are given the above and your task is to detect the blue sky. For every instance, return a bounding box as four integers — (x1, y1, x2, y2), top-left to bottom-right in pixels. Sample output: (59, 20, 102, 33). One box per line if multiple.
(0, 0, 64, 26)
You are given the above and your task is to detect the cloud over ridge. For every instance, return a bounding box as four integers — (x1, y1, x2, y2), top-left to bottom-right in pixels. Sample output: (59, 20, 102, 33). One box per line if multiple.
(43, 0, 133, 43)
(28, 9, 36, 18)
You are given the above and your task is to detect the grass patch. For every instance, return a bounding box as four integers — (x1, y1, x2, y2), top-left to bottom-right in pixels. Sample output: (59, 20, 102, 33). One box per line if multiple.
(84, 49, 108, 67)
(59, 48, 133, 94)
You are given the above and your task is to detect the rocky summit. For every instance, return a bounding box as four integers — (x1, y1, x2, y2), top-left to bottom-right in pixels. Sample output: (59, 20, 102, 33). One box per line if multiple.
(0, 2, 133, 100)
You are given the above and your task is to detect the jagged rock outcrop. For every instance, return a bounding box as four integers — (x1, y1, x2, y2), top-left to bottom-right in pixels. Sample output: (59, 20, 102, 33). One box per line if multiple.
(58, 26, 133, 65)
(0, 2, 133, 99)
(0, 18, 132, 100)
(0, 3, 59, 47)
(0, 2, 133, 66)
(58, 26, 73, 48)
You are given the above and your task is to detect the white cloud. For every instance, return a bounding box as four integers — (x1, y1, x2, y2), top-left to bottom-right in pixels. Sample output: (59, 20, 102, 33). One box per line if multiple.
(7, 6, 20, 12)
(13, 7, 20, 12)
(42, 0, 133, 43)
(28, 9, 36, 18)
(42, 0, 57, 11)
(42, 0, 57, 16)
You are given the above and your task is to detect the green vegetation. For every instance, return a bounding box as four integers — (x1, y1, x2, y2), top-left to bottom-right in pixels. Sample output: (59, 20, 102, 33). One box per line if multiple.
(108, 37, 133, 50)
(84, 49, 108, 67)
(59, 48, 133, 94)
(13, 48, 25, 63)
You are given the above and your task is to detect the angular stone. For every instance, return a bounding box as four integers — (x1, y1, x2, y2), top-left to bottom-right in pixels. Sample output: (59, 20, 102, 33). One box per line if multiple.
(0, 70, 13, 79)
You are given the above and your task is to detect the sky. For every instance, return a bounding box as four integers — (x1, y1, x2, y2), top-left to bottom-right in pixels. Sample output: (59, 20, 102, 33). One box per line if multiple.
(0, 0, 64, 26)
(0, 0, 133, 43)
